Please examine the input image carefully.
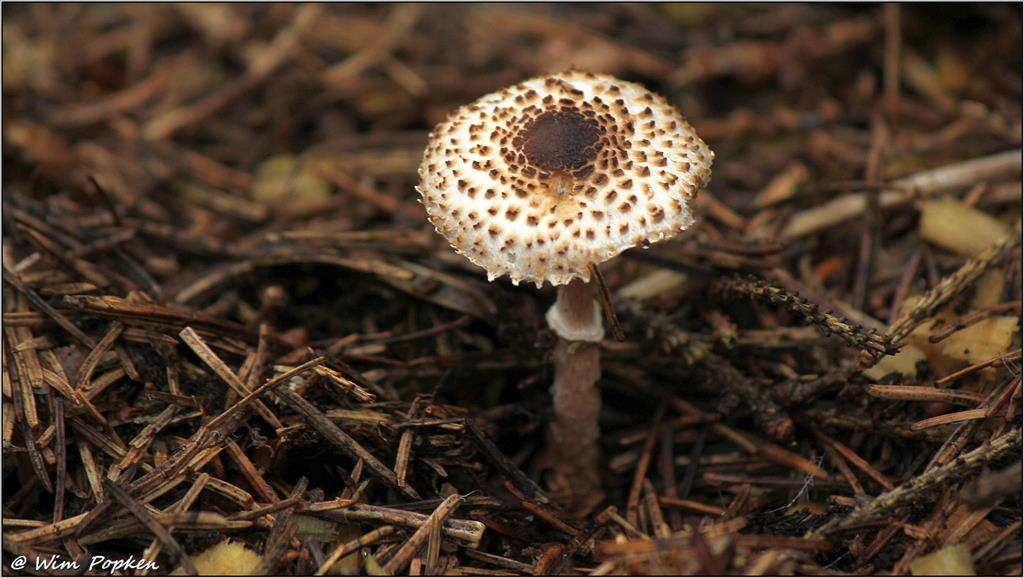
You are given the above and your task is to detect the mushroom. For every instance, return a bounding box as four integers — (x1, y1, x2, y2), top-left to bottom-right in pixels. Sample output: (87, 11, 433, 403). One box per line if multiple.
(417, 70, 713, 502)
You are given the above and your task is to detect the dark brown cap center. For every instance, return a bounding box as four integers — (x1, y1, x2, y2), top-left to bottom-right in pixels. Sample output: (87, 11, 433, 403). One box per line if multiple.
(515, 109, 601, 173)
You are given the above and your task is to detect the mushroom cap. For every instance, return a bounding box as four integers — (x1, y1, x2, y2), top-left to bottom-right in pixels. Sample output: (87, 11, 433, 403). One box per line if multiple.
(417, 70, 713, 288)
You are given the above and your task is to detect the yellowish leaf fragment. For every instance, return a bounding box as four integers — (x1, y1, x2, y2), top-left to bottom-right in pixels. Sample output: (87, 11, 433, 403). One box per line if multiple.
(918, 197, 1009, 257)
(938, 316, 1019, 364)
(364, 554, 388, 576)
(173, 540, 261, 576)
(972, 270, 1005, 309)
(251, 154, 331, 208)
(863, 343, 927, 380)
(910, 544, 975, 576)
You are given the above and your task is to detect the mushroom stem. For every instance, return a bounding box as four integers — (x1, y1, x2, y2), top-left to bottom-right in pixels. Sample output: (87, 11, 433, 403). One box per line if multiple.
(546, 278, 604, 501)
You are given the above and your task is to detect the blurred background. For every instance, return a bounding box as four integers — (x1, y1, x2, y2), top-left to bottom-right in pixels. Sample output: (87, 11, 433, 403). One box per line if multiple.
(4, 3, 1019, 224)
(3, 3, 1020, 350)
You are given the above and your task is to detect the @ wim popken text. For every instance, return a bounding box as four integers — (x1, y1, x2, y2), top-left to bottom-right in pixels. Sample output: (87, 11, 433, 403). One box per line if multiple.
(10, 554, 159, 574)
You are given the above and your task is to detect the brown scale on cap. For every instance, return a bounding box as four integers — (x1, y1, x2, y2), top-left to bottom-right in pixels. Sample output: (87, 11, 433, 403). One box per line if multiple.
(514, 109, 602, 173)
(417, 70, 714, 287)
